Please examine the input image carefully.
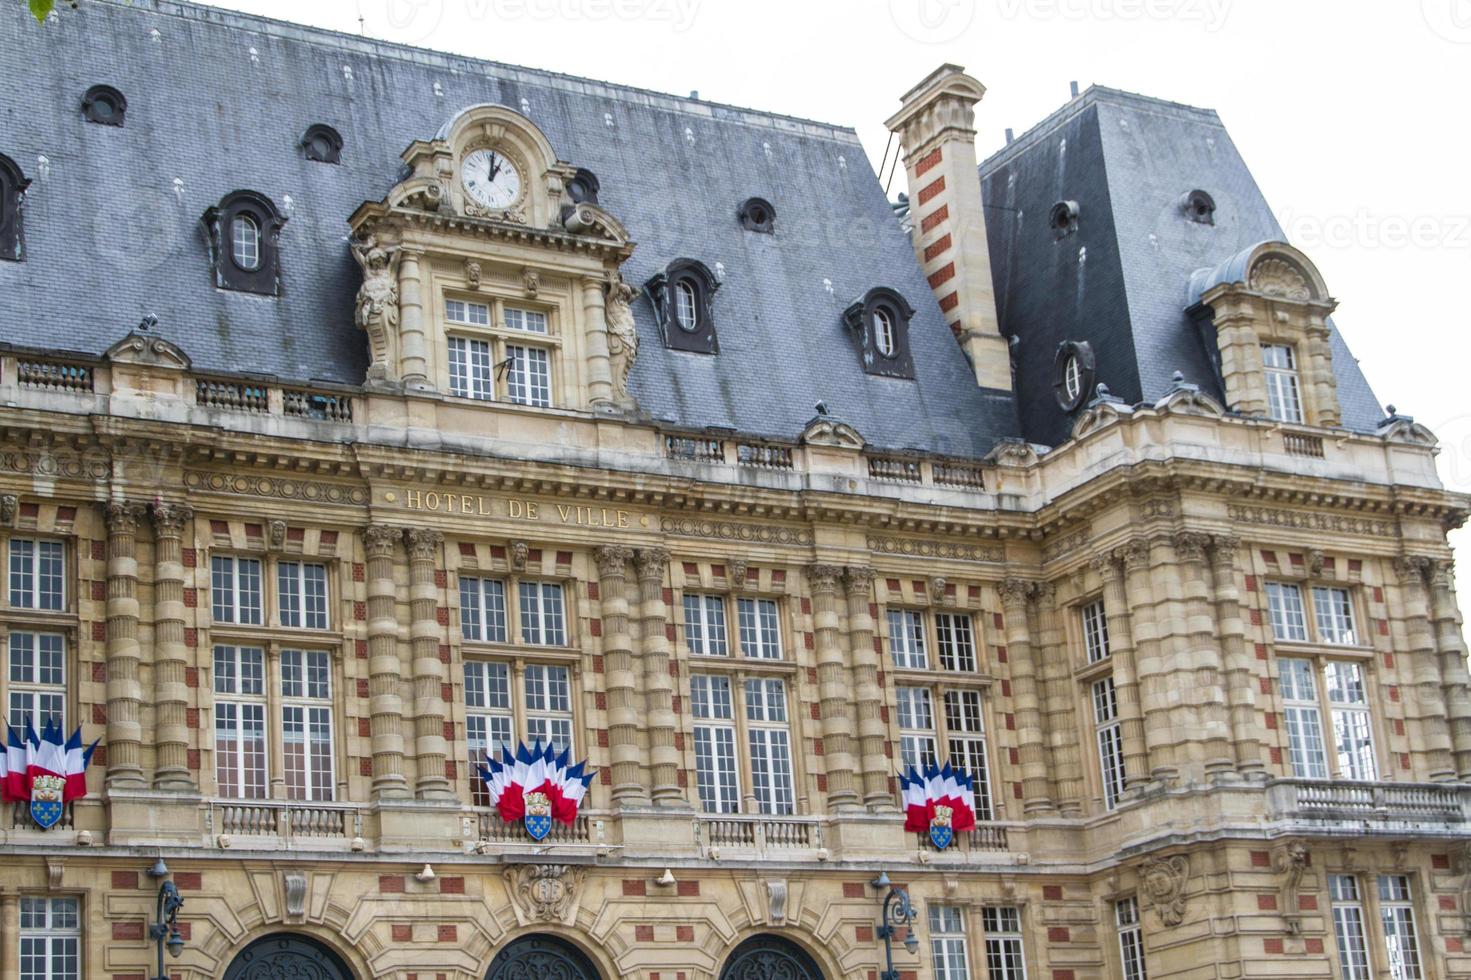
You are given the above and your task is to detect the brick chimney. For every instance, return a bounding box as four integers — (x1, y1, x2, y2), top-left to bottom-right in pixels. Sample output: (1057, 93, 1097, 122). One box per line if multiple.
(885, 65, 1010, 391)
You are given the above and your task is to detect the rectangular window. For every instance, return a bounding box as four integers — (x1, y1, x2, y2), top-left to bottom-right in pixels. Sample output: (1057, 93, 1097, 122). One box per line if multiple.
(1279, 657, 1330, 779)
(745, 678, 794, 815)
(690, 673, 739, 814)
(445, 299, 491, 326)
(896, 685, 938, 771)
(460, 577, 508, 643)
(504, 306, 549, 334)
(935, 613, 978, 673)
(1116, 897, 1147, 980)
(981, 906, 1028, 980)
(684, 594, 730, 657)
(1081, 599, 1111, 663)
(448, 335, 494, 400)
(1266, 582, 1308, 642)
(211, 555, 263, 625)
(1312, 586, 1358, 645)
(888, 609, 928, 670)
(524, 664, 573, 753)
(1325, 660, 1377, 781)
(1093, 676, 1127, 809)
(7, 632, 65, 730)
(9, 538, 64, 611)
(1262, 343, 1304, 424)
(281, 649, 333, 801)
(519, 582, 566, 646)
(213, 645, 267, 799)
(1378, 875, 1424, 980)
(19, 896, 79, 980)
(737, 597, 783, 660)
(277, 561, 328, 630)
(1330, 875, 1373, 980)
(465, 660, 513, 807)
(943, 689, 993, 820)
(505, 344, 551, 407)
(929, 905, 971, 980)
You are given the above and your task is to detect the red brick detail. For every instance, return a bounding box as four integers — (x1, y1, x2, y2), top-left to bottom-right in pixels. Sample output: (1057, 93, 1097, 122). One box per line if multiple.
(996, 645, 1007, 663)
(438, 644, 451, 664)
(1008, 747, 1019, 765)
(1384, 652, 1395, 669)
(1440, 895, 1457, 910)
(436, 608, 449, 626)
(635, 925, 655, 942)
(592, 655, 605, 673)
(1433, 853, 1452, 869)
(1249, 608, 1262, 626)
(1298, 895, 1317, 911)
(111, 975, 146, 980)
(355, 640, 368, 659)
(353, 563, 365, 582)
(804, 632, 815, 650)
(320, 530, 338, 546)
(359, 718, 372, 738)
(392, 924, 412, 942)
(1260, 677, 1272, 694)
(1389, 686, 1400, 702)
(1255, 642, 1268, 660)
(113, 921, 145, 941)
(187, 748, 200, 771)
(913, 146, 942, 177)
(1305, 938, 1324, 954)
(855, 925, 874, 943)
(92, 622, 107, 642)
(916, 176, 945, 206)
(92, 662, 107, 683)
(597, 730, 609, 748)
(595, 692, 608, 711)
(1269, 747, 1283, 765)
(245, 523, 263, 538)
(923, 235, 952, 263)
(1265, 712, 1278, 730)
(926, 263, 956, 289)
(356, 679, 370, 699)
(177, 921, 193, 940)
(622, 879, 647, 896)
(772, 570, 786, 585)
(173, 872, 202, 890)
(1263, 938, 1283, 954)
(920, 205, 949, 234)
(677, 770, 689, 787)
(1373, 586, 1384, 604)
(676, 925, 695, 942)
(1042, 885, 1063, 901)
(91, 580, 106, 601)
(1378, 619, 1389, 636)
(800, 597, 813, 615)
(1260, 549, 1277, 565)
(1244, 575, 1257, 592)
(527, 549, 543, 564)
(380, 874, 406, 893)
(112, 870, 139, 889)
(843, 882, 866, 898)
(1052, 972, 1075, 980)
(186, 708, 199, 729)
(444, 760, 457, 780)
(1250, 850, 1271, 867)
(586, 581, 600, 600)
(358, 757, 372, 776)
(665, 624, 676, 641)
(433, 570, 447, 589)
(1395, 719, 1406, 736)
(91, 746, 106, 766)
(937, 292, 959, 313)
(1257, 894, 1278, 910)
(185, 666, 199, 688)
(437, 924, 457, 943)
(661, 587, 673, 605)
(1348, 559, 1362, 572)
(91, 540, 106, 561)
(1047, 927, 1070, 943)
(92, 704, 106, 725)
(590, 619, 602, 637)
(1005, 714, 1015, 731)
(1000, 679, 1011, 697)
(183, 586, 197, 608)
(816, 774, 828, 792)
(442, 683, 453, 702)
(599, 769, 610, 785)
(677, 880, 700, 897)
(353, 601, 367, 621)
(1448, 938, 1465, 953)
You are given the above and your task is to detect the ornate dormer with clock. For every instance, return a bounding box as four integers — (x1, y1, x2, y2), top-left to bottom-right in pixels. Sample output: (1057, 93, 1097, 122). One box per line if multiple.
(348, 104, 638, 414)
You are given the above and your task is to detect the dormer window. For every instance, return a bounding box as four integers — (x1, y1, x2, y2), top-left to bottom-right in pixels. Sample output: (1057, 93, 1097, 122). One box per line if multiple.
(738, 197, 775, 234)
(1049, 200, 1080, 239)
(1261, 343, 1304, 423)
(646, 259, 720, 354)
(1053, 340, 1095, 412)
(843, 287, 915, 379)
(82, 85, 127, 126)
(301, 124, 343, 164)
(203, 191, 286, 295)
(0, 154, 29, 262)
(566, 168, 600, 205)
(1181, 189, 1216, 225)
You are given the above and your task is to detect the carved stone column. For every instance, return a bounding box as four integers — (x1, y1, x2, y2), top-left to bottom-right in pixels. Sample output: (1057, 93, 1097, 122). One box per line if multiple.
(596, 546, 646, 803)
(1033, 582, 1081, 815)
(844, 567, 889, 810)
(151, 503, 195, 791)
(0, 892, 17, 980)
(809, 564, 859, 811)
(1305, 321, 1340, 427)
(1091, 553, 1149, 789)
(1175, 532, 1235, 778)
(1000, 578, 1053, 814)
(635, 548, 682, 804)
(1122, 539, 1176, 783)
(407, 529, 450, 799)
(365, 525, 410, 799)
(104, 501, 148, 788)
(580, 276, 613, 410)
(1207, 535, 1264, 778)
(1393, 557, 1455, 781)
(397, 247, 430, 389)
(1425, 560, 1471, 779)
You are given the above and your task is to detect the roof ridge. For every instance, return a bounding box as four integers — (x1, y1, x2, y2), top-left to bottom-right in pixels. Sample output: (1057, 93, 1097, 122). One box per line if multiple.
(93, 0, 863, 143)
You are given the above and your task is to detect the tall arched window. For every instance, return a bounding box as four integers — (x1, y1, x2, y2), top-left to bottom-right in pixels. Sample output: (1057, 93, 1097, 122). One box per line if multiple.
(843, 287, 916, 379)
(648, 258, 720, 354)
(873, 307, 896, 357)
(203, 191, 286, 295)
(0, 153, 29, 262)
(674, 280, 698, 332)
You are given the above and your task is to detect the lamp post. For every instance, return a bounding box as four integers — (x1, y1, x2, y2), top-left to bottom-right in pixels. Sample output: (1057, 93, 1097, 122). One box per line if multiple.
(146, 858, 185, 980)
(872, 871, 919, 980)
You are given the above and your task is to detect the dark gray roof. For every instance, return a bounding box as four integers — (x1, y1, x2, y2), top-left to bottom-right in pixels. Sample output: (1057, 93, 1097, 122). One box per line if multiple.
(0, 0, 1018, 459)
(980, 85, 1383, 447)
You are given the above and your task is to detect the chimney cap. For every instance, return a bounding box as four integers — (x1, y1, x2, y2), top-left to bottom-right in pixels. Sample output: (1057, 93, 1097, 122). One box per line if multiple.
(1069, 80, 1080, 98)
(885, 64, 986, 133)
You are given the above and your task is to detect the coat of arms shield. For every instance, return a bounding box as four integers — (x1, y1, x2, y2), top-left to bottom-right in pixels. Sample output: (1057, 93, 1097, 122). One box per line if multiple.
(928, 804, 954, 850)
(29, 773, 65, 830)
(523, 791, 552, 841)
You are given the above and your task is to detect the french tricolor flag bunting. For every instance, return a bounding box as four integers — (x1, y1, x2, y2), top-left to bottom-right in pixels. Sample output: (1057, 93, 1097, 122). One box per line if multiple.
(0, 717, 99, 830)
(478, 740, 595, 841)
(899, 760, 978, 849)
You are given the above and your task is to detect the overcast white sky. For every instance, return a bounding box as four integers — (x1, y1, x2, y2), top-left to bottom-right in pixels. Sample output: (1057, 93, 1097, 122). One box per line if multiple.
(199, 0, 1471, 549)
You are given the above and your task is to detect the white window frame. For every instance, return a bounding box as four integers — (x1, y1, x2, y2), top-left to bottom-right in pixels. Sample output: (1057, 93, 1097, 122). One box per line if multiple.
(8, 538, 65, 611)
(523, 662, 574, 753)
(1063, 353, 1083, 404)
(736, 596, 783, 660)
(929, 904, 972, 980)
(504, 306, 549, 334)
(1092, 675, 1127, 809)
(888, 609, 928, 670)
(446, 299, 491, 326)
(460, 576, 509, 643)
(7, 631, 66, 731)
(684, 594, 730, 657)
(1266, 581, 1309, 642)
(19, 895, 80, 980)
(1325, 660, 1377, 781)
(896, 684, 938, 772)
(518, 581, 567, 646)
(1280, 656, 1378, 781)
(280, 648, 334, 802)
(448, 334, 495, 400)
(232, 213, 261, 271)
(1312, 585, 1358, 645)
(874, 307, 897, 357)
(935, 612, 977, 673)
(744, 677, 795, 815)
(943, 688, 994, 820)
(1330, 874, 1373, 980)
(981, 906, 1028, 980)
(1378, 874, 1425, 980)
(213, 644, 268, 800)
(674, 279, 698, 331)
(1081, 598, 1110, 663)
(277, 560, 329, 630)
(211, 554, 263, 626)
(464, 659, 513, 805)
(504, 343, 552, 408)
(1262, 342, 1304, 424)
(1116, 896, 1147, 980)
(691, 673, 740, 814)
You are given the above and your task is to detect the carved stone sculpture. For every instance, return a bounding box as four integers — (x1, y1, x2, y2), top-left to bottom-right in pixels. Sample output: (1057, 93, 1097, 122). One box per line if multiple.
(1140, 854, 1190, 927)
(605, 272, 639, 409)
(505, 863, 584, 922)
(351, 235, 401, 380)
(1275, 841, 1308, 935)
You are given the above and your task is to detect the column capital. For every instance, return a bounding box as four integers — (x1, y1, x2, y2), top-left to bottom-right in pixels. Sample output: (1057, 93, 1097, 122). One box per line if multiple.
(1208, 534, 1241, 560)
(104, 500, 147, 534)
(806, 563, 843, 592)
(1173, 531, 1211, 564)
(594, 544, 633, 578)
(1119, 538, 1152, 572)
(998, 577, 1033, 609)
(1088, 551, 1123, 581)
(842, 566, 876, 595)
(1031, 580, 1057, 608)
(1393, 555, 1434, 586)
(364, 524, 402, 559)
(634, 547, 670, 581)
(150, 502, 194, 534)
(405, 527, 444, 561)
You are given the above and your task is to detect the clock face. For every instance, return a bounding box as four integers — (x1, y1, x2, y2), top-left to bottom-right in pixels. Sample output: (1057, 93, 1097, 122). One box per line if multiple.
(462, 149, 522, 210)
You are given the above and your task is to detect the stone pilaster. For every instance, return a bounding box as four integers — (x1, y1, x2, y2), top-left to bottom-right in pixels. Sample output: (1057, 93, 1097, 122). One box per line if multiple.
(580, 275, 613, 409)
(1122, 539, 1176, 783)
(844, 567, 889, 811)
(635, 548, 682, 805)
(0, 892, 17, 980)
(1000, 578, 1053, 814)
(1393, 557, 1455, 781)
(397, 246, 430, 389)
(1424, 560, 1471, 779)
(1033, 582, 1081, 815)
(595, 545, 646, 803)
(809, 563, 859, 812)
(407, 528, 450, 799)
(1175, 532, 1235, 778)
(1305, 321, 1340, 427)
(103, 501, 148, 788)
(150, 502, 195, 791)
(1207, 535, 1265, 778)
(365, 524, 410, 799)
(1091, 553, 1148, 790)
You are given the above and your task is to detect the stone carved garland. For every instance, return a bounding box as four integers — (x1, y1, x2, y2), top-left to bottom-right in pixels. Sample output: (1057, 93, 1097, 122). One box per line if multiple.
(504, 863, 585, 922)
(1139, 854, 1190, 927)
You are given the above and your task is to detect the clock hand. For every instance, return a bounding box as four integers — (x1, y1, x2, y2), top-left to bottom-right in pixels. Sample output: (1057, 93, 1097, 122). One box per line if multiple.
(487, 153, 500, 181)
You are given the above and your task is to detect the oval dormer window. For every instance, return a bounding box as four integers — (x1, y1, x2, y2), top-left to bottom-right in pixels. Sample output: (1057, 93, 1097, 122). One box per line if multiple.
(231, 214, 261, 271)
(674, 279, 698, 332)
(1063, 352, 1083, 404)
(873, 307, 897, 357)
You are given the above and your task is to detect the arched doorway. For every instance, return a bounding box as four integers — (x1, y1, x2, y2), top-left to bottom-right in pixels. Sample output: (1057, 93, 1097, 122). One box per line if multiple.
(223, 932, 355, 979)
(486, 933, 602, 980)
(720, 935, 825, 980)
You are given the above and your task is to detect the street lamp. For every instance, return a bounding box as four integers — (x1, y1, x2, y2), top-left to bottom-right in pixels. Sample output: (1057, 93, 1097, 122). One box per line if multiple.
(146, 858, 185, 980)
(872, 871, 919, 980)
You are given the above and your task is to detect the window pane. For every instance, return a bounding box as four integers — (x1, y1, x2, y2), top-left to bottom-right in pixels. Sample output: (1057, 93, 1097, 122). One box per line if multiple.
(1330, 875, 1372, 980)
(888, 610, 928, 669)
(7, 632, 66, 731)
(279, 561, 328, 629)
(745, 678, 793, 815)
(1081, 600, 1110, 663)
(1280, 659, 1330, 779)
(506, 344, 551, 407)
(10, 539, 66, 611)
(981, 907, 1027, 980)
(212, 555, 262, 625)
(448, 335, 494, 400)
(1312, 587, 1358, 645)
(945, 689, 993, 820)
(461, 577, 508, 643)
(1378, 875, 1424, 980)
(930, 904, 971, 980)
(737, 597, 783, 659)
(519, 582, 566, 646)
(1262, 343, 1304, 423)
(19, 896, 80, 980)
(694, 722, 739, 813)
(684, 594, 729, 657)
(505, 307, 549, 334)
(1116, 897, 1148, 980)
(1266, 583, 1308, 642)
(897, 685, 937, 771)
(1093, 677, 1126, 808)
(936, 613, 977, 672)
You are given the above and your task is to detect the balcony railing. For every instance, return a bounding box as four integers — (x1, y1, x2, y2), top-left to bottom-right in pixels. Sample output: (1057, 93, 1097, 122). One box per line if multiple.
(208, 799, 361, 843)
(866, 455, 923, 483)
(736, 441, 795, 470)
(918, 822, 1013, 853)
(932, 461, 986, 490)
(18, 358, 94, 393)
(1283, 431, 1326, 458)
(665, 435, 725, 464)
(284, 388, 354, 423)
(197, 378, 270, 413)
(1266, 779, 1470, 825)
(477, 809, 595, 846)
(695, 813, 824, 856)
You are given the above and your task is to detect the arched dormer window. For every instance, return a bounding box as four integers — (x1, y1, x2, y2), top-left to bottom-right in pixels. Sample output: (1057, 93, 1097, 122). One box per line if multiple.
(566, 168, 600, 205)
(301, 124, 343, 164)
(646, 258, 720, 354)
(82, 85, 127, 127)
(202, 190, 286, 295)
(1053, 340, 1095, 412)
(0, 154, 29, 262)
(738, 197, 775, 234)
(843, 287, 916, 379)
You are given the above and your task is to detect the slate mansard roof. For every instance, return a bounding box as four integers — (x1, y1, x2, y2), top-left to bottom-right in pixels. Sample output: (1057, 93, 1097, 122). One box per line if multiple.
(979, 85, 1383, 449)
(0, 0, 1020, 459)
